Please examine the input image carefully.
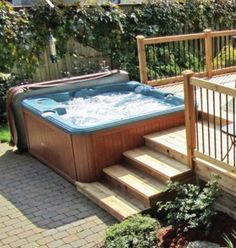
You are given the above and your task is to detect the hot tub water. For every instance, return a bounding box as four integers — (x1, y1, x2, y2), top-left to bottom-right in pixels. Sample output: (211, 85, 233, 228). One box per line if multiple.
(60, 90, 174, 127)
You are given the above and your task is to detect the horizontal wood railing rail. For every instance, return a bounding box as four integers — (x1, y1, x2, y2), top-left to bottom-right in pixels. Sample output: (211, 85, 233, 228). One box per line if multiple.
(142, 33, 205, 45)
(212, 30, 236, 37)
(190, 77, 236, 97)
(137, 29, 236, 86)
(183, 70, 236, 171)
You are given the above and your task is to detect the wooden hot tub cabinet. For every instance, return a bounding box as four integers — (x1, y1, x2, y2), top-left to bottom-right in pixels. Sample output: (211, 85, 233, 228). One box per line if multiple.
(23, 109, 185, 183)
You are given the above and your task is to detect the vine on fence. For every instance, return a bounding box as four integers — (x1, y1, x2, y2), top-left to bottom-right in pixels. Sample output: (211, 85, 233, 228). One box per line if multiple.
(1, 0, 236, 81)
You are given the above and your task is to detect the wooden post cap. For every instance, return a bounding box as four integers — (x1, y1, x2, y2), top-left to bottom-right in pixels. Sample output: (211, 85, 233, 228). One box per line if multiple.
(182, 70, 194, 76)
(204, 28, 212, 33)
(136, 35, 145, 40)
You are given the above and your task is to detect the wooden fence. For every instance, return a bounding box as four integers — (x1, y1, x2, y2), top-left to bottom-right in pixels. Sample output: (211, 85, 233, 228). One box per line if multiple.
(137, 29, 236, 86)
(31, 39, 110, 82)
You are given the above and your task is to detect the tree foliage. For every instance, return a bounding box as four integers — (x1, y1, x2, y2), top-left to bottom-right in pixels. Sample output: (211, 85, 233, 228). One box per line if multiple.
(0, 0, 236, 80)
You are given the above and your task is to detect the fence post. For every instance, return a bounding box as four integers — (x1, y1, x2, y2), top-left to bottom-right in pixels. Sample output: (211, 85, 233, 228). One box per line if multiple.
(136, 35, 148, 84)
(183, 70, 196, 168)
(204, 29, 213, 78)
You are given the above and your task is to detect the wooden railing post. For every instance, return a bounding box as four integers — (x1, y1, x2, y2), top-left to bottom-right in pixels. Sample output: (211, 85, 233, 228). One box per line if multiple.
(136, 35, 148, 84)
(183, 70, 196, 168)
(204, 29, 213, 78)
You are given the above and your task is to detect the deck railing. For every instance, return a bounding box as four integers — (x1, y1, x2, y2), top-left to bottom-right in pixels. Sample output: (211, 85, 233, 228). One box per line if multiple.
(183, 70, 236, 170)
(137, 29, 236, 86)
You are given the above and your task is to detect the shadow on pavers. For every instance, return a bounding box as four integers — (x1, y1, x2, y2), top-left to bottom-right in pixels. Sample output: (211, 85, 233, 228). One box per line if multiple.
(0, 144, 116, 229)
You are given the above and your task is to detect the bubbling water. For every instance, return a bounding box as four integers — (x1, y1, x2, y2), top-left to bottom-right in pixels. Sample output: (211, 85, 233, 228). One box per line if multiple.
(60, 91, 174, 127)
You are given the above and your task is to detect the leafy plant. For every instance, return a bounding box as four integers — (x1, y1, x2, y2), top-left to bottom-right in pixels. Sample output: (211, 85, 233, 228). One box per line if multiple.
(0, 72, 12, 121)
(224, 230, 236, 248)
(213, 44, 236, 69)
(104, 214, 160, 248)
(0, 124, 10, 142)
(157, 179, 219, 233)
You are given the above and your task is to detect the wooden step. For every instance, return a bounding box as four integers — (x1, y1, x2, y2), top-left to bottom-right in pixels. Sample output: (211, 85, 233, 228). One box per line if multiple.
(75, 181, 147, 221)
(123, 147, 192, 183)
(144, 126, 187, 164)
(103, 164, 166, 206)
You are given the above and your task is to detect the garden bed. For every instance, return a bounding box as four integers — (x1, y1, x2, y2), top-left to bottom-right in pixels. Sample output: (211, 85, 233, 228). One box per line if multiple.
(158, 211, 236, 248)
(103, 180, 236, 248)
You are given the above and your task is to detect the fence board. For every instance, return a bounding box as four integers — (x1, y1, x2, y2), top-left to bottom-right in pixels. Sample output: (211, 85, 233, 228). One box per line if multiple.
(32, 40, 110, 82)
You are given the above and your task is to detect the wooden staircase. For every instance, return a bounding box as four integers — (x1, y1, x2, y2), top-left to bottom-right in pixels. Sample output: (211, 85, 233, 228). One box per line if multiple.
(76, 125, 193, 221)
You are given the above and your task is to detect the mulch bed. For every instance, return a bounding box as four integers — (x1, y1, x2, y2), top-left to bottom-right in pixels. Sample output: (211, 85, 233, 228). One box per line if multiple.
(157, 212, 236, 248)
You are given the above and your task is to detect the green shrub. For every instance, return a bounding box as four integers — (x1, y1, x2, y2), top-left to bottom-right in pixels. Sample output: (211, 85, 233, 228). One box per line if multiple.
(157, 179, 219, 233)
(0, 124, 10, 143)
(213, 45, 236, 68)
(0, 72, 12, 122)
(104, 215, 160, 248)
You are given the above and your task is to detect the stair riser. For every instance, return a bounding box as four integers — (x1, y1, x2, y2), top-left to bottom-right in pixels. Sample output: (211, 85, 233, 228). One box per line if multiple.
(124, 157, 170, 183)
(125, 155, 194, 183)
(105, 174, 152, 208)
(145, 139, 187, 165)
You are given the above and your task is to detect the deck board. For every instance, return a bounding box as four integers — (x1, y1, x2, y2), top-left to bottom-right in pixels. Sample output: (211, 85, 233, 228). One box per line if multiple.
(147, 121, 236, 167)
(76, 181, 146, 221)
(158, 73, 236, 122)
(124, 147, 191, 181)
(104, 165, 166, 199)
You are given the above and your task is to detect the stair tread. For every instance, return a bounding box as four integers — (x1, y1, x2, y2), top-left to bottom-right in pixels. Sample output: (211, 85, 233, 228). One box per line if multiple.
(144, 126, 187, 156)
(103, 164, 166, 198)
(76, 181, 146, 221)
(123, 147, 191, 179)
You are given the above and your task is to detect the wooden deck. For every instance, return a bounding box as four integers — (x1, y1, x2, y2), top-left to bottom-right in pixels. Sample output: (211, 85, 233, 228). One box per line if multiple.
(146, 122, 236, 168)
(76, 72, 236, 221)
(76, 127, 194, 221)
(159, 73, 236, 122)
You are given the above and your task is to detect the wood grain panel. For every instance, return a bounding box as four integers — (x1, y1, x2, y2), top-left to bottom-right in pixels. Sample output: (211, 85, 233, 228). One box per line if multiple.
(73, 111, 185, 182)
(23, 109, 77, 183)
(23, 108, 184, 183)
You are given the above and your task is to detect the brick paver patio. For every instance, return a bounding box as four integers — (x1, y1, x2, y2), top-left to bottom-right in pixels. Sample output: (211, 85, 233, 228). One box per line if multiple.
(0, 143, 116, 248)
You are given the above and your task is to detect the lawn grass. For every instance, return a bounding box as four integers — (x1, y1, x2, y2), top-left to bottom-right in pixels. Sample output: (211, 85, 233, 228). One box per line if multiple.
(0, 124, 10, 143)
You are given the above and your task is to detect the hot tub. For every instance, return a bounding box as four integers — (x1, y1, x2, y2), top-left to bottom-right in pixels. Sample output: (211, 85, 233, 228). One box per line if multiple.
(22, 81, 185, 183)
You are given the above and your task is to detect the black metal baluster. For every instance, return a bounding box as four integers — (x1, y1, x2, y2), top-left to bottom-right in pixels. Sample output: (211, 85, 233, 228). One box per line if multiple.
(220, 36, 223, 69)
(173, 42, 177, 76)
(226, 94, 229, 164)
(183, 40, 186, 70)
(224, 36, 227, 68)
(216, 37, 219, 69)
(233, 97, 235, 167)
(146, 46, 150, 80)
(195, 85, 199, 150)
(228, 36, 231, 67)
(200, 88, 205, 153)
(152, 45, 156, 81)
(154, 45, 158, 80)
(220, 93, 223, 160)
(233, 37, 235, 66)
(203, 38, 206, 72)
(188, 40, 191, 69)
(167, 42, 171, 79)
(193, 40, 196, 72)
(178, 41, 181, 74)
(213, 91, 217, 158)
(197, 39, 201, 72)
(206, 89, 211, 156)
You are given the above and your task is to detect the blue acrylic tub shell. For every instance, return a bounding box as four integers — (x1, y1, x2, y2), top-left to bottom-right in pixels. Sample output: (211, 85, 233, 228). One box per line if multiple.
(22, 81, 184, 134)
